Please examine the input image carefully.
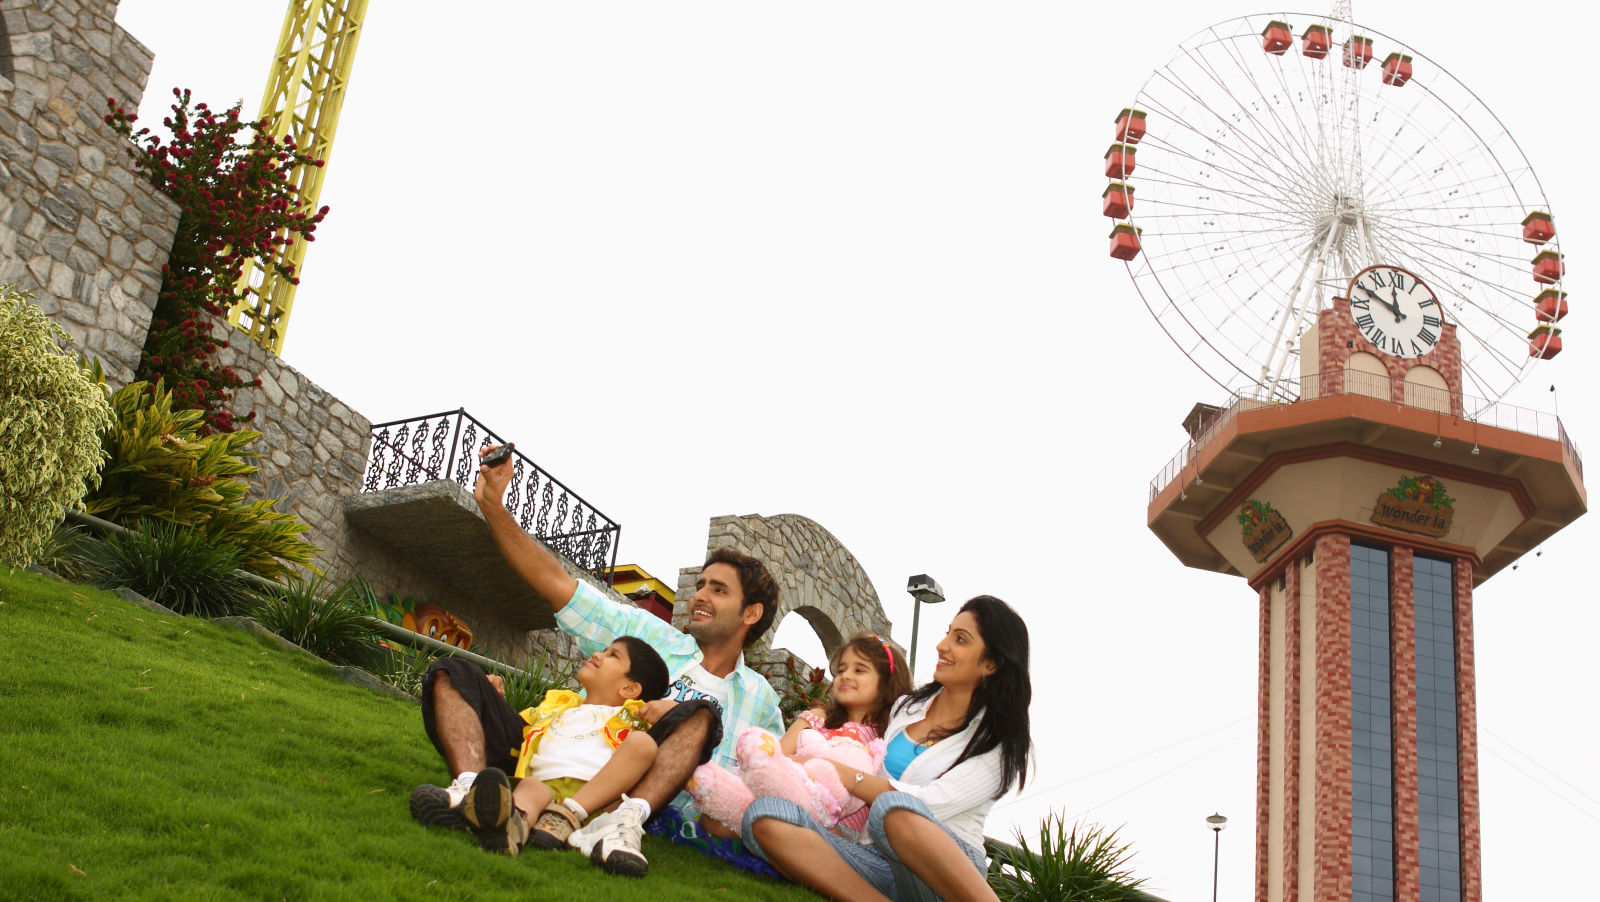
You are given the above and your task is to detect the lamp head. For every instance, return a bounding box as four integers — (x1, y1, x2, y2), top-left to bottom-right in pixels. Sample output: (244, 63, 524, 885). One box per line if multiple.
(1206, 812, 1228, 832)
(906, 574, 945, 606)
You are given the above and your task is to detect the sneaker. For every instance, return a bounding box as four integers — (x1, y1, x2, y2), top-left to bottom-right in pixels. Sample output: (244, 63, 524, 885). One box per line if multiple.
(526, 802, 581, 850)
(570, 803, 648, 877)
(461, 768, 526, 855)
(409, 773, 474, 832)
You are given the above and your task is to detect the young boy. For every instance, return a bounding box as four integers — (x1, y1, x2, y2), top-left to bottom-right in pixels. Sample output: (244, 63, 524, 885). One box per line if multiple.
(459, 636, 668, 865)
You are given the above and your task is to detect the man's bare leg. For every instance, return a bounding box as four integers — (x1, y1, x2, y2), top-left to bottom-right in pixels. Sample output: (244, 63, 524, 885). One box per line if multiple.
(628, 706, 712, 811)
(431, 671, 488, 776)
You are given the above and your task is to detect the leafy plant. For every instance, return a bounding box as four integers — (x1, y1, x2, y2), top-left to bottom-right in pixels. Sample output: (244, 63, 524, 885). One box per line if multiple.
(104, 90, 329, 434)
(88, 519, 251, 618)
(774, 653, 832, 723)
(371, 644, 434, 697)
(85, 380, 319, 578)
(251, 574, 386, 668)
(0, 287, 116, 567)
(494, 652, 579, 713)
(31, 521, 104, 584)
(989, 816, 1149, 902)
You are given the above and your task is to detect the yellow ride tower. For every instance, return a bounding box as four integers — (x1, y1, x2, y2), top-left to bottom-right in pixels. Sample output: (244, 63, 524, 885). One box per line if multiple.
(229, 0, 368, 354)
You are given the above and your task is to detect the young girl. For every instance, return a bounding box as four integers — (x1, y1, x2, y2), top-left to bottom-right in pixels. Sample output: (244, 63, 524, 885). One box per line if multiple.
(689, 632, 910, 834)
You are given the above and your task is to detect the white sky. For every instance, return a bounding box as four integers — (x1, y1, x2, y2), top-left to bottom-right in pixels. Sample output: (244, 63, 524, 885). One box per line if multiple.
(114, 3, 1598, 899)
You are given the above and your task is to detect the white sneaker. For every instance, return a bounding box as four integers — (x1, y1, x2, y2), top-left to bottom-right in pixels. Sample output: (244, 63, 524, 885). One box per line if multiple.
(569, 802, 649, 877)
(444, 772, 475, 806)
(408, 772, 477, 831)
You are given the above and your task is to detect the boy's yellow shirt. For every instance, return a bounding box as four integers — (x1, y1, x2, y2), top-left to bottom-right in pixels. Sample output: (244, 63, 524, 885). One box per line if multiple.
(513, 689, 652, 779)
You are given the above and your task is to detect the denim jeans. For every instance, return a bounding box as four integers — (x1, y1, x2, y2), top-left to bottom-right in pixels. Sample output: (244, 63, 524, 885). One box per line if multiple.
(741, 791, 987, 901)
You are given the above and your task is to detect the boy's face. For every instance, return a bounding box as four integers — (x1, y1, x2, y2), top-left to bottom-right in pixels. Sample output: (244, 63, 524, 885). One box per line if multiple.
(576, 640, 640, 703)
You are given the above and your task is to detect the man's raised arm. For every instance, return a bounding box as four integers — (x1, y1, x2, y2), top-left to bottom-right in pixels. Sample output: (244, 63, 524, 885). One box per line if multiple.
(472, 445, 579, 612)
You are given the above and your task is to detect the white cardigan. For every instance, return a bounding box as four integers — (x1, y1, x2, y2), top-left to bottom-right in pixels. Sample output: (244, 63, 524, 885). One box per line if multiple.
(877, 690, 1004, 850)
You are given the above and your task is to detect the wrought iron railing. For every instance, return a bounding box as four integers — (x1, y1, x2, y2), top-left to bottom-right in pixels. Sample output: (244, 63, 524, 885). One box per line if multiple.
(1149, 373, 1583, 502)
(363, 409, 620, 578)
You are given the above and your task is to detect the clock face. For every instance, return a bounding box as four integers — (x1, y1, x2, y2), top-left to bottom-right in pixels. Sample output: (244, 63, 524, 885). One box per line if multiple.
(1348, 266, 1443, 359)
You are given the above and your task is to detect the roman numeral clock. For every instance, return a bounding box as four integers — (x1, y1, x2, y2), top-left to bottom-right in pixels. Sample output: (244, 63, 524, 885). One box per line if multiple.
(1102, 8, 1584, 902)
(1350, 266, 1442, 361)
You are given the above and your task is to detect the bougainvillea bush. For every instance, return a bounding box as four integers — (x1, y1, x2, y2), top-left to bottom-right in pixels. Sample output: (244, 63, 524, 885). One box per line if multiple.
(104, 89, 328, 434)
(0, 287, 114, 567)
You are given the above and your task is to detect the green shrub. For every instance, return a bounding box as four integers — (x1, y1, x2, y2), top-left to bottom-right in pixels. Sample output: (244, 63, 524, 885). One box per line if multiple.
(85, 380, 319, 578)
(89, 519, 251, 618)
(372, 643, 433, 697)
(989, 816, 1149, 902)
(495, 651, 579, 712)
(31, 521, 104, 584)
(251, 574, 385, 668)
(0, 287, 115, 567)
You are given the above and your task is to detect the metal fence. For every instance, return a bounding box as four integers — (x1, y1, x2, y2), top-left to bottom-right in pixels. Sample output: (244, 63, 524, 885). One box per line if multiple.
(362, 409, 620, 578)
(1149, 373, 1583, 502)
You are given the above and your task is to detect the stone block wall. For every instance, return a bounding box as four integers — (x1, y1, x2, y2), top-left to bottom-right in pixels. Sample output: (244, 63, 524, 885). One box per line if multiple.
(0, 0, 178, 387)
(677, 513, 894, 686)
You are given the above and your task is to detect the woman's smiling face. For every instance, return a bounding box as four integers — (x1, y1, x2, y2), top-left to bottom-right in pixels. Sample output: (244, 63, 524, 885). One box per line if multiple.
(933, 610, 996, 689)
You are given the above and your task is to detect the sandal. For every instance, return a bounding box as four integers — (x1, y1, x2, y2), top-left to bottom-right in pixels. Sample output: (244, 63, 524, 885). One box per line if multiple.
(526, 802, 582, 850)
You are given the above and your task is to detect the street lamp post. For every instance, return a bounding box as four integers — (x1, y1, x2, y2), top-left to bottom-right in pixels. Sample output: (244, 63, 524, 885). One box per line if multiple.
(1206, 812, 1227, 902)
(904, 574, 945, 673)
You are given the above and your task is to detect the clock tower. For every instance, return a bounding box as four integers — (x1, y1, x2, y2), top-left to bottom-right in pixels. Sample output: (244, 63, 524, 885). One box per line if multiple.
(1147, 270, 1585, 902)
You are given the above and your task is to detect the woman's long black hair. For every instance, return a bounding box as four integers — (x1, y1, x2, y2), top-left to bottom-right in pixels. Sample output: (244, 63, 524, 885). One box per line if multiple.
(900, 595, 1032, 798)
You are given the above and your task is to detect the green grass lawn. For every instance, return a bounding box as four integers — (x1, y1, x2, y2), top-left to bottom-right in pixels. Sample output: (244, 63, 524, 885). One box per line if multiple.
(0, 568, 818, 901)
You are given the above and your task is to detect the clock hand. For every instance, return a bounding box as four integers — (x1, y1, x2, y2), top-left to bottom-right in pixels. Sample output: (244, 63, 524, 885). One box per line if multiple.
(1359, 285, 1405, 322)
(1388, 286, 1409, 323)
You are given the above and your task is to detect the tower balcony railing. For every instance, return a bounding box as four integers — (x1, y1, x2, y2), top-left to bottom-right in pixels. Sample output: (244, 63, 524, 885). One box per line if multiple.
(1149, 371, 1583, 502)
(362, 409, 620, 578)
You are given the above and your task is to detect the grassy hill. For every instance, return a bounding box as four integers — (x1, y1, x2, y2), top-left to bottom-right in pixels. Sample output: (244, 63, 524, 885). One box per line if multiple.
(0, 568, 817, 901)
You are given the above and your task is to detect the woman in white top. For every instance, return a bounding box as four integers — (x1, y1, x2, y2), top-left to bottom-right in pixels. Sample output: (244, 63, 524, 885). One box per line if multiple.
(741, 595, 1032, 902)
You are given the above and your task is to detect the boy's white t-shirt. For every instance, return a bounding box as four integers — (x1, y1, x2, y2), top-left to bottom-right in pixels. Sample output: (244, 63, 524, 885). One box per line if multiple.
(527, 703, 625, 783)
(664, 661, 730, 718)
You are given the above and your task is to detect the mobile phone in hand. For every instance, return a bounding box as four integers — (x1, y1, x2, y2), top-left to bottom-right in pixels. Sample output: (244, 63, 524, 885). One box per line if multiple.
(481, 443, 515, 468)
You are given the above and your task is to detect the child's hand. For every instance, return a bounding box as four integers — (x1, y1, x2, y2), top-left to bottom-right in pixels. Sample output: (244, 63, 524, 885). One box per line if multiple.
(640, 698, 678, 724)
(486, 674, 506, 698)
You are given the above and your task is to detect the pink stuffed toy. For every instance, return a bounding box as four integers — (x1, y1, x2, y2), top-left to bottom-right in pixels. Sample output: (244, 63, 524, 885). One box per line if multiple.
(688, 723, 886, 832)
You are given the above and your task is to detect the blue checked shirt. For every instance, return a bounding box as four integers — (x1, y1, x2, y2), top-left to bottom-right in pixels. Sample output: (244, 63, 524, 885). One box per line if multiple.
(554, 579, 783, 774)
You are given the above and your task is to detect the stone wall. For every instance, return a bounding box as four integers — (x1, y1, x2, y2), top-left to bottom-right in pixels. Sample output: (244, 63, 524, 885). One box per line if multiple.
(0, 0, 177, 388)
(676, 513, 892, 670)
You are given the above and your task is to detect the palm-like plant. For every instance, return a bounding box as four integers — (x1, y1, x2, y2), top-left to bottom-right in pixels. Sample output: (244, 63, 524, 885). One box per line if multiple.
(86, 380, 319, 578)
(989, 815, 1150, 902)
(250, 574, 385, 668)
(88, 520, 250, 618)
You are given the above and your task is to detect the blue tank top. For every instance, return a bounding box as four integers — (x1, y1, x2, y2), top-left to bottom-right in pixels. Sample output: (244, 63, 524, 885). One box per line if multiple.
(884, 731, 930, 779)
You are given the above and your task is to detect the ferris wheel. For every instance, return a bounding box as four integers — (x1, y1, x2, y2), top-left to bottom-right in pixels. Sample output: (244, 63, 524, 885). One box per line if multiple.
(1105, 10, 1567, 408)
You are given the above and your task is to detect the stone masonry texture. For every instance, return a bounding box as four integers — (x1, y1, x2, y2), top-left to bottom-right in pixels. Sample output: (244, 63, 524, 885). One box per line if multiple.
(0, 0, 178, 388)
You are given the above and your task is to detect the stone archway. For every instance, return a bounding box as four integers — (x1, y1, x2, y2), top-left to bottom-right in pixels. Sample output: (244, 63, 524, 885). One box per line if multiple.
(674, 513, 890, 664)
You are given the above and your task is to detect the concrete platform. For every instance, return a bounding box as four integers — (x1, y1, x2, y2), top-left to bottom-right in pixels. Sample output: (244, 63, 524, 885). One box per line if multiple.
(342, 481, 559, 631)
